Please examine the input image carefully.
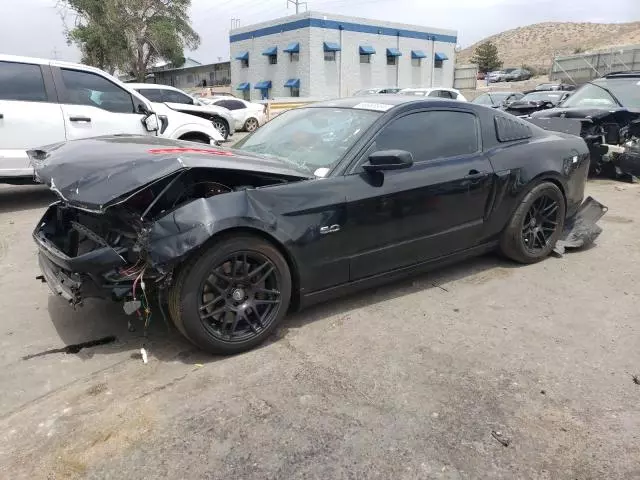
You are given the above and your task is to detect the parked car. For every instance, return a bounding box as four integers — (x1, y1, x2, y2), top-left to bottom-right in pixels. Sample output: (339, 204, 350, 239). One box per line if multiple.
(487, 70, 509, 83)
(504, 68, 532, 82)
(201, 97, 267, 132)
(0, 55, 223, 183)
(528, 71, 640, 178)
(353, 87, 402, 95)
(534, 83, 576, 91)
(129, 83, 236, 140)
(32, 96, 605, 355)
(399, 88, 467, 101)
(472, 91, 524, 108)
(503, 91, 572, 116)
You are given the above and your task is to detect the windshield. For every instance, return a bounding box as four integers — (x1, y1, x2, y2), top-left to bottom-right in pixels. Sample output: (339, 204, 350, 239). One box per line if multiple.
(522, 91, 564, 102)
(561, 78, 640, 108)
(472, 94, 494, 105)
(233, 107, 381, 175)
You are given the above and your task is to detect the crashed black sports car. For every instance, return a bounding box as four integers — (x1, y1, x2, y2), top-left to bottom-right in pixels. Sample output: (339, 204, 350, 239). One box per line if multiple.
(503, 91, 572, 117)
(32, 97, 606, 355)
(528, 71, 640, 178)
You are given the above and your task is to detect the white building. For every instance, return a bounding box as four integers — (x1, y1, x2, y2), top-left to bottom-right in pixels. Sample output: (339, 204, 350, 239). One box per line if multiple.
(230, 11, 458, 100)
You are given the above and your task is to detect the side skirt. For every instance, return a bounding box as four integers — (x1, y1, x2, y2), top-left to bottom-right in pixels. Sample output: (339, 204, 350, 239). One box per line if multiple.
(299, 241, 499, 309)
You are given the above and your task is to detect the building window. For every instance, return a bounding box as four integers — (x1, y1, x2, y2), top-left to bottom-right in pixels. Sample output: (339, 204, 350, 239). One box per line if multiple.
(290, 52, 299, 62)
(324, 51, 336, 62)
(241, 58, 249, 68)
(387, 56, 397, 66)
(290, 87, 300, 97)
(360, 54, 371, 64)
(412, 58, 422, 67)
(186, 74, 194, 85)
(435, 60, 443, 69)
(268, 54, 277, 65)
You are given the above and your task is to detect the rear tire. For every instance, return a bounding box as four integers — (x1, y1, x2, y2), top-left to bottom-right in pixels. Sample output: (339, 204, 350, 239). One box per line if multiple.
(499, 182, 566, 264)
(168, 234, 292, 355)
(244, 117, 259, 132)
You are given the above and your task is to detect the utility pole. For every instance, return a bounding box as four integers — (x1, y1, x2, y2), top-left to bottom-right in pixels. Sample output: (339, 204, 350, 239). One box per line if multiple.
(51, 47, 59, 60)
(287, 0, 307, 14)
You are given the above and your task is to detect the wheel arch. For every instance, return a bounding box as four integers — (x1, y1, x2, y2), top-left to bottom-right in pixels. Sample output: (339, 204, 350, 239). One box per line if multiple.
(188, 225, 302, 311)
(178, 131, 212, 143)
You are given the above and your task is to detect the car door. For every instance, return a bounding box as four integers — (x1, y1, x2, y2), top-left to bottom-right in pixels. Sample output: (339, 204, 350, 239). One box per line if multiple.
(53, 66, 150, 140)
(0, 61, 65, 178)
(342, 108, 495, 281)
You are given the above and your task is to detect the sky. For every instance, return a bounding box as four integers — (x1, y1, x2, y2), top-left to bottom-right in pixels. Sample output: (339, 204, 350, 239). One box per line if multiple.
(2, 0, 639, 64)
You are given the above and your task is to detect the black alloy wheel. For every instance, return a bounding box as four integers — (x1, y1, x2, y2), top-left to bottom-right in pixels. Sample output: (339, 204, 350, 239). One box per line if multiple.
(500, 182, 566, 264)
(168, 234, 292, 355)
(198, 252, 282, 342)
(521, 195, 560, 254)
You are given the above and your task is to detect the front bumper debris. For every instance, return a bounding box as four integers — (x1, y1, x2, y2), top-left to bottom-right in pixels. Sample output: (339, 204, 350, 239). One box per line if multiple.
(554, 196, 608, 255)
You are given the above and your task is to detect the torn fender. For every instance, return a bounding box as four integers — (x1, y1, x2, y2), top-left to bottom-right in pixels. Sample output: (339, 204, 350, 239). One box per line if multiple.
(554, 196, 608, 255)
(145, 189, 293, 266)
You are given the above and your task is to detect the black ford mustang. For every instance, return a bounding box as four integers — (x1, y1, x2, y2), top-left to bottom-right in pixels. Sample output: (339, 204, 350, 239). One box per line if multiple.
(32, 97, 605, 355)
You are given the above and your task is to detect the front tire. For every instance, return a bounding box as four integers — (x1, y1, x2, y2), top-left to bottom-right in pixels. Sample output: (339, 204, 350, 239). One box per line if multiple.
(168, 234, 292, 355)
(211, 117, 229, 140)
(499, 182, 566, 264)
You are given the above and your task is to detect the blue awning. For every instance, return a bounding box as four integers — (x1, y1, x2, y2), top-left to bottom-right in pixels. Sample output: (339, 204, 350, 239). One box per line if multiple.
(323, 42, 341, 52)
(284, 78, 300, 88)
(411, 50, 427, 59)
(236, 82, 250, 91)
(359, 45, 376, 55)
(262, 46, 277, 56)
(235, 51, 249, 61)
(283, 42, 300, 53)
(435, 52, 449, 61)
(386, 48, 402, 57)
(254, 81, 272, 90)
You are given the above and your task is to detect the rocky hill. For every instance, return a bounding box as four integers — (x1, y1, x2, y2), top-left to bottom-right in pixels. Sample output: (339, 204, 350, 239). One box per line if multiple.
(457, 21, 640, 70)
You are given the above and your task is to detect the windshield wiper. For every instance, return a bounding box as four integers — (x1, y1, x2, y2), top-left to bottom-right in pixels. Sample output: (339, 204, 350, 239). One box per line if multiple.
(587, 82, 623, 107)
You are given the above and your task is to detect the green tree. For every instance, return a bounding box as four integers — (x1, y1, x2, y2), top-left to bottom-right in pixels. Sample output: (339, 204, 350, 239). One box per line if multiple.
(470, 41, 503, 73)
(60, 0, 200, 80)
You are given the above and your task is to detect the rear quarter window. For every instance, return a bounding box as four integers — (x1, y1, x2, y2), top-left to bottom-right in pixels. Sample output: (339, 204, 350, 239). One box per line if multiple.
(494, 115, 532, 142)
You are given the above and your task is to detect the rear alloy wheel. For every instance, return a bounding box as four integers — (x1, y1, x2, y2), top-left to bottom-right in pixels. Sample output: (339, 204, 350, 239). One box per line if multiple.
(168, 234, 292, 355)
(244, 117, 259, 132)
(212, 117, 229, 140)
(500, 182, 566, 264)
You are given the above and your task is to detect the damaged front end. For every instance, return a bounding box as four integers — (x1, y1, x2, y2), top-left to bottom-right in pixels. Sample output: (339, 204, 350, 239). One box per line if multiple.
(528, 108, 640, 181)
(31, 137, 309, 310)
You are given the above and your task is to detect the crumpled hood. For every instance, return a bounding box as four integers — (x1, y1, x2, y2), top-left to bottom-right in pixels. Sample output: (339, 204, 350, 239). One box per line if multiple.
(530, 106, 640, 121)
(29, 135, 310, 211)
(164, 102, 233, 120)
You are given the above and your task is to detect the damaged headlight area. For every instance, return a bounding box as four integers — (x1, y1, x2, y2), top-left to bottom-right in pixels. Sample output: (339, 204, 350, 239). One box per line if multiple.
(33, 167, 292, 309)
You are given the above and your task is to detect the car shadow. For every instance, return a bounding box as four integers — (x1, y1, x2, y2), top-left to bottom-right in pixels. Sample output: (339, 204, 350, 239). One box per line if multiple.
(34, 252, 526, 366)
(0, 184, 54, 214)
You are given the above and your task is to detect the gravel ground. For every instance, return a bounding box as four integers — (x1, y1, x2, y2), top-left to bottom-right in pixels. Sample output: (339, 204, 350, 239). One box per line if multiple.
(1, 180, 639, 479)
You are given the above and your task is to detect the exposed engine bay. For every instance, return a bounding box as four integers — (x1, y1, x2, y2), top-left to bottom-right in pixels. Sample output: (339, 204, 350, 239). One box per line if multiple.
(34, 167, 295, 308)
(527, 108, 640, 181)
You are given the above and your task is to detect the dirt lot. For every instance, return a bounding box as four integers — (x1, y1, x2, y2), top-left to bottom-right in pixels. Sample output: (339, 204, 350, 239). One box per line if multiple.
(1, 180, 639, 479)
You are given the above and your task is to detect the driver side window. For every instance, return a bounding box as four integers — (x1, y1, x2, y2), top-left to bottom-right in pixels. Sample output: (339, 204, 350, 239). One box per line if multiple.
(360, 110, 479, 168)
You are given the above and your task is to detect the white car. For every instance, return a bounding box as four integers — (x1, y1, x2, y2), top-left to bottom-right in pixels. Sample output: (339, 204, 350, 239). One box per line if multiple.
(129, 83, 236, 140)
(352, 87, 402, 96)
(201, 97, 267, 133)
(399, 88, 468, 101)
(0, 55, 223, 183)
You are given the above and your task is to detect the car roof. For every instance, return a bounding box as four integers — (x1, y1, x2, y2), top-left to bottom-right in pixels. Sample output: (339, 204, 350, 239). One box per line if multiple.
(308, 95, 475, 112)
(127, 83, 183, 91)
(602, 71, 640, 78)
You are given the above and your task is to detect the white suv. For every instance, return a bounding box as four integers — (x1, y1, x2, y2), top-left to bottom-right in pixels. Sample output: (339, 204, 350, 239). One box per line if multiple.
(128, 83, 236, 140)
(0, 55, 223, 183)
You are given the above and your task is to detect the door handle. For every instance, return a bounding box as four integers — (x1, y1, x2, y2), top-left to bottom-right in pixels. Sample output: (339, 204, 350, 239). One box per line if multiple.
(69, 116, 91, 122)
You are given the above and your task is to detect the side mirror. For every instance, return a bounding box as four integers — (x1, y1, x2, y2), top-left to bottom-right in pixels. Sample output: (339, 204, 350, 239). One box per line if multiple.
(363, 150, 413, 173)
(143, 113, 159, 132)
